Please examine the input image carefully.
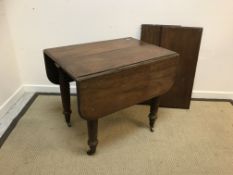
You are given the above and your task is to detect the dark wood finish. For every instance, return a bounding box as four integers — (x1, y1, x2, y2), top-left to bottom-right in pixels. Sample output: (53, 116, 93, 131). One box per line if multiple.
(44, 53, 73, 84)
(59, 68, 72, 127)
(141, 25, 203, 109)
(44, 37, 179, 155)
(160, 26, 203, 108)
(148, 97, 160, 132)
(141, 25, 162, 45)
(44, 37, 177, 81)
(87, 120, 98, 155)
(140, 24, 181, 46)
(77, 55, 178, 120)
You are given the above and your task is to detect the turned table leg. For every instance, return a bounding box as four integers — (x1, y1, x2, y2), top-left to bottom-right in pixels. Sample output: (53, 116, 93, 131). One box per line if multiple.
(59, 68, 72, 127)
(148, 97, 160, 132)
(87, 120, 98, 155)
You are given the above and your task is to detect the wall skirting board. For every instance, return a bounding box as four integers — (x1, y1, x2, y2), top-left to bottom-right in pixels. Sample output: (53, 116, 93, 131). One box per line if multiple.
(0, 86, 25, 119)
(24, 84, 233, 100)
(192, 90, 233, 101)
(1, 84, 233, 119)
(23, 84, 77, 94)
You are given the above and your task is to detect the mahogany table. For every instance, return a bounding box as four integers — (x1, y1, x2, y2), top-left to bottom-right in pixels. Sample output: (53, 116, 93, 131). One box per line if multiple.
(43, 37, 179, 155)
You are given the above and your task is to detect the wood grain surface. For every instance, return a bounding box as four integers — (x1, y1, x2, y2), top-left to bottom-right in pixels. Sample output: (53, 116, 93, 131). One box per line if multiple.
(44, 37, 176, 81)
(141, 25, 203, 108)
(77, 55, 179, 120)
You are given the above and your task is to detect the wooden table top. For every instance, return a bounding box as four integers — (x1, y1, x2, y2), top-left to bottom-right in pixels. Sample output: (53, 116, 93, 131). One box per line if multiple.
(44, 37, 177, 81)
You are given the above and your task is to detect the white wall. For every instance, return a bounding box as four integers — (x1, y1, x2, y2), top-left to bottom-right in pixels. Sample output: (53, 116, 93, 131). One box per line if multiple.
(3, 0, 233, 98)
(0, 1, 21, 111)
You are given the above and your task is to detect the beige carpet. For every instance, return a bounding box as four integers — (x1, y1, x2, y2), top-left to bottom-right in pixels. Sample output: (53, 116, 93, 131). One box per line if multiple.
(0, 95, 233, 175)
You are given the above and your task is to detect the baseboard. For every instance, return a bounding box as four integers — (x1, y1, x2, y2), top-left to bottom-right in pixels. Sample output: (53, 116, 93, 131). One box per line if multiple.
(0, 86, 25, 119)
(192, 90, 233, 100)
(23, 84, 233, 101)
(23, 84, 77, 94)
(0, 93, 37, 147)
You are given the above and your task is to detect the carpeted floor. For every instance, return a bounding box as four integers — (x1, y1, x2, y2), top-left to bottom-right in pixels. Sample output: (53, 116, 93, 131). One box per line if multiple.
(0, 95, 233, 175)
